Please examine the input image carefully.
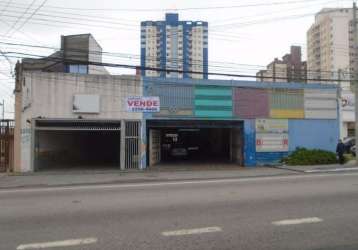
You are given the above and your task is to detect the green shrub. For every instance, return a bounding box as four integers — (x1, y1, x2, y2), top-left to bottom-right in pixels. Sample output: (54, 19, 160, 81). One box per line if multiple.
(282, 147, 337, 165)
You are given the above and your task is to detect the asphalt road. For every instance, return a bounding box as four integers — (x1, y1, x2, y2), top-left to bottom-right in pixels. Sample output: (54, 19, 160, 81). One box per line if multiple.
(1, 172, 358, 250)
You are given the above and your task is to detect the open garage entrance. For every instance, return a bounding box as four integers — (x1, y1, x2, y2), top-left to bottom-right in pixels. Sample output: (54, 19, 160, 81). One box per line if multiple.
(34, 119, 122, 171)
(147, 120, 244, 168)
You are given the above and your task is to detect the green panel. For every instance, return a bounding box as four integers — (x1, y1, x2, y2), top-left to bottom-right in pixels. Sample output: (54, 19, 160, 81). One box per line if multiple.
(194, 85, 233, 118)
(270, 89, 304, 109)
(195, 88, 232, 96)
(195, 95, 229, 100)
(195, 99, 232, 106)
(195, 110, 233, 117)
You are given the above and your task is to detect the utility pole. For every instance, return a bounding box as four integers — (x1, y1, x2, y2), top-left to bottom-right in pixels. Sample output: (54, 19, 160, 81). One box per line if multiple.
(0, 99, 4, 120)
(353, 1, 358, 163)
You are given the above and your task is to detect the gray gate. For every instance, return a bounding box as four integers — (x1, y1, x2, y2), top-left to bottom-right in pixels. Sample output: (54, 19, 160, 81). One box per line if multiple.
(0, 120, 14, 172)
(122, 121, 141, 169)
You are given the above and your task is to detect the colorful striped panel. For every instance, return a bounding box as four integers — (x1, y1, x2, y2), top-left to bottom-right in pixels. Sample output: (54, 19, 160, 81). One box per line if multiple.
(194, 86, 232, 118)
(233, 88, 269, 118)
(270, 109, 305, 119)
(270, 89, 304, 118)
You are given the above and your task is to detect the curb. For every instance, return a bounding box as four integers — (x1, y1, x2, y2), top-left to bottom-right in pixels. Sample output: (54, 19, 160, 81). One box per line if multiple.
(0, 172, 298, 191)
(269, 165, 358, 174)
(304, 167, 358, 173)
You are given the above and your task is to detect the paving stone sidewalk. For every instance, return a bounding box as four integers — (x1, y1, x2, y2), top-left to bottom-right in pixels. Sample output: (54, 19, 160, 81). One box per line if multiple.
(0, 166, 293, 189)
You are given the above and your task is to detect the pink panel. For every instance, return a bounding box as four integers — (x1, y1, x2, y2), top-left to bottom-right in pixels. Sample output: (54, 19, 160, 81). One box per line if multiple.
(233, 88, 269, 118)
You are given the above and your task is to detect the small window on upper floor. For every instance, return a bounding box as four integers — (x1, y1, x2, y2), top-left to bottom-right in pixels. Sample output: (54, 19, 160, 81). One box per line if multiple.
(67, 64, 88, 74)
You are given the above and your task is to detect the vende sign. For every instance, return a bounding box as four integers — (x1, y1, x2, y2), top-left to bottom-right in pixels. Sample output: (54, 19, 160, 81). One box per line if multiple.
(126, 96, 160, 112)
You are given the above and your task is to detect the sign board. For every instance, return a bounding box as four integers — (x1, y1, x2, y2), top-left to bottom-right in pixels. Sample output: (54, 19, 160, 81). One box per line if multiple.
(126, 96, 160, 113)
(73, 94, 100, 113)
(342, 91, 355, 110)
(256, 119, 288, 134)
(256, 134, 289, 152)
(341, 90, 355, 122)
(256, 119, 289, 152)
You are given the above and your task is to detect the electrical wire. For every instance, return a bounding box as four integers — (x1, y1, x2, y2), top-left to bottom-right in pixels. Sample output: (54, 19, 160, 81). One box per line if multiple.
(0, 0, 330, 12)
(3, 0, 37, 37)
(8, 0, 48, 37)
(2, 51, 352, 82)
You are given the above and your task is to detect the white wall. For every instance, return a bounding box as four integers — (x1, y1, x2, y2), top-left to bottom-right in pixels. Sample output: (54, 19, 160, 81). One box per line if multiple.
(22, 72, 142, 120)
(19, 72, 142, 172)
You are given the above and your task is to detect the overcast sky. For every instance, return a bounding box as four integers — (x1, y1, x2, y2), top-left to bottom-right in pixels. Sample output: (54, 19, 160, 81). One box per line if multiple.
(0, 0, 353, 117)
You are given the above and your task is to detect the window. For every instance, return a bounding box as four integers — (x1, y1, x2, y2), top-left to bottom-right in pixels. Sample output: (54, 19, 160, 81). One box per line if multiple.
(68, 64, 88, 74)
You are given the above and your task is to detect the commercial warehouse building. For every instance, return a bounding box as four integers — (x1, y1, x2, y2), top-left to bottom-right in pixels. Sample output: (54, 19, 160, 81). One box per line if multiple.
(143, 78, 339, 167)
(13, 33, 340, 172)
(14, 71, 339, 172)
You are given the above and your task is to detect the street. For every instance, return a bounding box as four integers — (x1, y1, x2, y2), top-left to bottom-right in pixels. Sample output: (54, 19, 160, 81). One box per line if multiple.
(1, 172, 358, 250)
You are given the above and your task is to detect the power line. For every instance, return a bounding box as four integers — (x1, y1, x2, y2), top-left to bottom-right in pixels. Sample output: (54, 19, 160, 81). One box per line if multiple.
(8, 0, 48, 37)
(3, 51, 352, 82)
(0, 0, 139, 23)
(1, 41, 354, 77)
(0, 0, 329, 12)
(0, 0, 12, 15)
(0, 1, 335, 34)
(0, 5, 138, 27)
(3, 0, 37, 37)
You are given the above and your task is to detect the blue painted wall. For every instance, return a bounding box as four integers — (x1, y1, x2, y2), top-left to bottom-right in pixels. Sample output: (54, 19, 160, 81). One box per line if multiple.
(244, 119, 256, 166)
(288, 119, 339, 152)
(256, 152, 288, 166)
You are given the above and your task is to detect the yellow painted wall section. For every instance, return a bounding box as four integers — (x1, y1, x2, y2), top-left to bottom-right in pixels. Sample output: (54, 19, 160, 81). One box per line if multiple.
(270, 109, 304, 119)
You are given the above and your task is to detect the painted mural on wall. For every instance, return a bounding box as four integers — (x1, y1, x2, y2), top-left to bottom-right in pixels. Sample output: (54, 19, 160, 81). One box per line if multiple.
(145, 83, 337, 120)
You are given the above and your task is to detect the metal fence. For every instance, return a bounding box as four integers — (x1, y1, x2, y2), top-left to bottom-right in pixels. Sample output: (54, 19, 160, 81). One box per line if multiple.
(0, 120, 14, 172)
(124, 121, 141, 169)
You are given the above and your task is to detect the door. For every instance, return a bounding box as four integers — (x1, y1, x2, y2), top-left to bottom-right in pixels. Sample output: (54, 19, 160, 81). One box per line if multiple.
(149, 129, 161, 166)
(231, 127, 243, 165)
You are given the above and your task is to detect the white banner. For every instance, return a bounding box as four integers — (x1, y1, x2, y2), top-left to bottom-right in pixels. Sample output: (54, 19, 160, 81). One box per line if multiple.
(256, 134, 289, 152)
(256, 119, 288, 134)
(126, 96, 160, 112)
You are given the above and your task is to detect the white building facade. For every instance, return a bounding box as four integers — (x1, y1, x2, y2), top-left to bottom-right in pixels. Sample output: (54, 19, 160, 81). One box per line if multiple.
(14, 72, 144, 172)
(307, 8, 356, 138)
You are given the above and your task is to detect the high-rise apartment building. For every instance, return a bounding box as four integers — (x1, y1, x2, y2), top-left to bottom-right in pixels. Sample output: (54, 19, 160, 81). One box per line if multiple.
(307, 8, 357, 138)
(140, 13, 208, 79)
(307, 8, 354, 85)
(256, 46, 307, 83)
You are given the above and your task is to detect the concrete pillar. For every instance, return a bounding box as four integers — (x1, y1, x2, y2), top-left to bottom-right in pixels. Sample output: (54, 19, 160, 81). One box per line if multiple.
(120, 120, 125, 170)
(139, 119, 147, 169)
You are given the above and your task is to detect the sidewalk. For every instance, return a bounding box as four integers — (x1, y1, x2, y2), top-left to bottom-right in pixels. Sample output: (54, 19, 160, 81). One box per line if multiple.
(272, 160, 358, 173)
(1, 162, 357, 190)
(0, 166, 293, 190)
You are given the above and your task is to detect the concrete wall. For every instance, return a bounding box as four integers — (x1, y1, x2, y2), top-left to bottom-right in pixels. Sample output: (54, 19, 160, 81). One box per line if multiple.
(243, 119, 339, 167)
(17, 72, 142, 172)
(22, 72, 142, 120)
(288, 119, 339, 152)
(88, 35, 108, 75)
(13, 90, 22, 172)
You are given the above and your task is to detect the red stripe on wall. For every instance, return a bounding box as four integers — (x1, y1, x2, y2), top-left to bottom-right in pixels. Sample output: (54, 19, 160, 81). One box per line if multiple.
(233, 88, 269, 118)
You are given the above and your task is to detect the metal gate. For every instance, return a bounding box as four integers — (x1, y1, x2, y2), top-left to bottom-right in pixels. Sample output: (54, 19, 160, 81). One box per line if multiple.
(149, 129, 161, 166)
(0, 120, 14, 172)
(124, 121, 141, 169)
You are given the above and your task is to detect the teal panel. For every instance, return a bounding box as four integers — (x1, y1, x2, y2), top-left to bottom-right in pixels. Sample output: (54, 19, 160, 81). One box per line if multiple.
(194, 85, 233, 118)
(195, 99, 232, 106)
(195, 88, 232, 96)
(195, 110, 233, 117)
